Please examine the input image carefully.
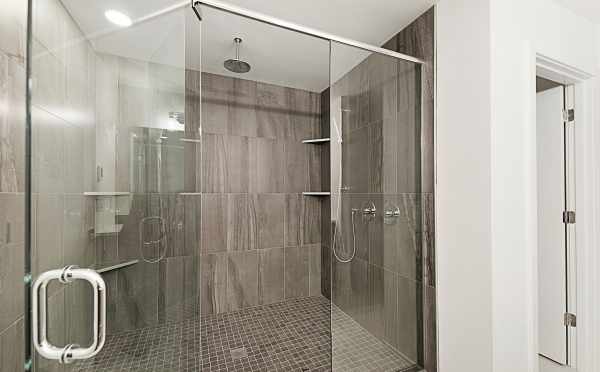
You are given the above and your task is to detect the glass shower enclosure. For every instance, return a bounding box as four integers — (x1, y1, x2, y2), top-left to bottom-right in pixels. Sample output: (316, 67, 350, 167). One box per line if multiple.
(23, 0, 431, 371)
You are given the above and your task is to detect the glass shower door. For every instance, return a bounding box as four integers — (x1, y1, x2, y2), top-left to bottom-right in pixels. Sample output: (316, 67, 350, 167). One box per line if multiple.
(26, 1, 198, 370)
(194, 2, 333, 371)
(22, 0, 435, 370)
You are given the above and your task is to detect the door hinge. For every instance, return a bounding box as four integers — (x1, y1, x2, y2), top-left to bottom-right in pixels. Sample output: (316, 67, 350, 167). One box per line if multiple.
(563, 211, 576, 224)
(563, 109, 575, 122)
(564, 312, 577, 327)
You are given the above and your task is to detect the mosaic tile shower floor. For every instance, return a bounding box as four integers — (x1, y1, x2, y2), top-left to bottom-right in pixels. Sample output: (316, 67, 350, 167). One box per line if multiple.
(75, 296, 415, 372)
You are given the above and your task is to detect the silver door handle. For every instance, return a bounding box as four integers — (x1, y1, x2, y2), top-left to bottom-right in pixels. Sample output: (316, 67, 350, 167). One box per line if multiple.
(32, 265, 106, 363)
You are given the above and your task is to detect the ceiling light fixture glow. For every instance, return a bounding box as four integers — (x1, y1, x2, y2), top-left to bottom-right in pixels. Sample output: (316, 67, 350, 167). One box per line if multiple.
(104, 9, 132, 27)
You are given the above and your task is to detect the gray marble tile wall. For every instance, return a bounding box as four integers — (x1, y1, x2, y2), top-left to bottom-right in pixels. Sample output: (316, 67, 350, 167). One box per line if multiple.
(90, 53, 199, 334)
(331, 195, 423, 362)
(329, 7, 435, 370)
(97, 70, 324, 326)
(102, 192, 201, 333)
(383, 8, 436, 371)
(199, 73, 325, 315)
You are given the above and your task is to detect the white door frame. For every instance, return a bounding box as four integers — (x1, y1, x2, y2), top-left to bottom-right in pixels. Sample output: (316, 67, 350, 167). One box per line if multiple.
(531, 53, 599, 372)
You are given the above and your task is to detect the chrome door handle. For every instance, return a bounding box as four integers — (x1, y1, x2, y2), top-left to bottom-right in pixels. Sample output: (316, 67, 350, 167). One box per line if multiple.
(32, 265, 106, 363)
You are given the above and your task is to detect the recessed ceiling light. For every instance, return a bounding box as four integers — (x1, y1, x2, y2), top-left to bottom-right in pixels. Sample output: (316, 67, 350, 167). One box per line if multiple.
(104, 9, 132, 27)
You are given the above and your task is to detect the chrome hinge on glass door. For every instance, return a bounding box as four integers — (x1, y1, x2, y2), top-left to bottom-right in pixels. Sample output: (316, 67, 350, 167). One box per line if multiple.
(563, 211, 576, 224)
(32, 266, 106, 363)
(564, 312, 577, 327)
(563, 109, 575, 123)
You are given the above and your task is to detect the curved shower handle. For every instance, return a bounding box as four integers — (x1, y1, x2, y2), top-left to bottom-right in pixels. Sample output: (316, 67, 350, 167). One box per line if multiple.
(139, 216, 168, 263)
(140, 216, 167, 243)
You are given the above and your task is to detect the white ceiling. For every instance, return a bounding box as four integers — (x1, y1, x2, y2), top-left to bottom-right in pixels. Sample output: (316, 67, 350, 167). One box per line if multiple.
(552, 0, 600, 24)
(62, 0, 435, 91)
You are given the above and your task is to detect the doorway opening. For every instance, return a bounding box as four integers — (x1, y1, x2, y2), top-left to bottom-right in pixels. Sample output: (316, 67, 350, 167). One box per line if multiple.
(535, 75, 577, 370)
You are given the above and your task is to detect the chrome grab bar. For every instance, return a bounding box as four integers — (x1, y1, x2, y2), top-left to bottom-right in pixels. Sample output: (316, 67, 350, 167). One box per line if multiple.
(32, 266, 106, 363)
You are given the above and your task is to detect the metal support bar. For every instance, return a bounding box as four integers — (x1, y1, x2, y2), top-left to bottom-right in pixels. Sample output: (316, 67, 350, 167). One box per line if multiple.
(191, 0, 425, 64)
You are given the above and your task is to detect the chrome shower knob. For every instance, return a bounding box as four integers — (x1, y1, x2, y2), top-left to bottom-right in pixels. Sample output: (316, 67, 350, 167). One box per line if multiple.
(384, 206, 401, 218)
(363, 206, 377, 215)
(361, 201, 377, 217)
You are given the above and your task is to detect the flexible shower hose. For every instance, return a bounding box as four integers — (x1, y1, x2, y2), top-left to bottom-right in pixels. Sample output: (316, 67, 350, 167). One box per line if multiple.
(332, 208, 358, 263)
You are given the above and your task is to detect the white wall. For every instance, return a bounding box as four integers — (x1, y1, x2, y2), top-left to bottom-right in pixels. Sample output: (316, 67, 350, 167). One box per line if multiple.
(437, 0, 600, 371)
(489, 0, 536, 371)
(491, 1, 599, 372)
(534, 1, 599, 75)
(436, 1, 494, 371)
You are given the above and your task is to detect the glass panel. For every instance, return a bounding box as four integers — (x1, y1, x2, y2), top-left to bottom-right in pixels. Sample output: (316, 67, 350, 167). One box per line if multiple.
(28, 1, 196, 370)
(196, 3, 332, 371)
(330, 41, 423, 371)
(0, 0, 27, 370)
(25, 1, 431, 370)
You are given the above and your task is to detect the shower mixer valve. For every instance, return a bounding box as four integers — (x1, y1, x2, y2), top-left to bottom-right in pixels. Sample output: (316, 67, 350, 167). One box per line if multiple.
(384, 207, 401, 218)
(359, 201, 377, 221)
(362, 205, 377, 216)
(383, 204, 401, 225)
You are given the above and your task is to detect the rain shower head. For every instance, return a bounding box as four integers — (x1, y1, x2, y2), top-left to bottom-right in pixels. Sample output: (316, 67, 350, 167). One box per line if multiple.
(224, 37, 251, 73)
